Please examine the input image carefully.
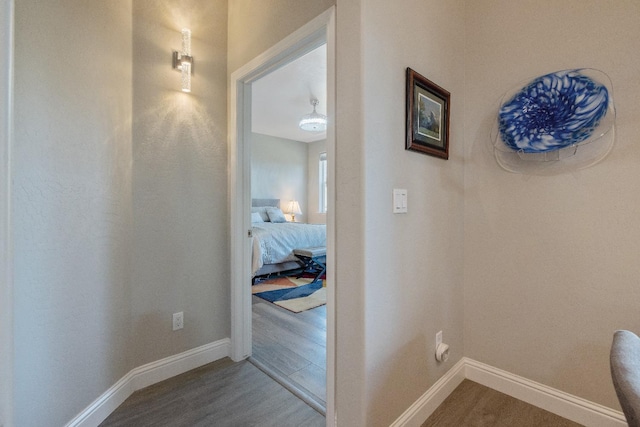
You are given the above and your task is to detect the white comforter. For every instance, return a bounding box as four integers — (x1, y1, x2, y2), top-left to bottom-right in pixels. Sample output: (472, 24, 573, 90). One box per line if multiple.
(251, 222, 326, 276)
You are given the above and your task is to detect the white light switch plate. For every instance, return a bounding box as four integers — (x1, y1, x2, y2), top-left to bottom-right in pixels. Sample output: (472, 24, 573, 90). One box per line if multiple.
(393, 189, 408, 213)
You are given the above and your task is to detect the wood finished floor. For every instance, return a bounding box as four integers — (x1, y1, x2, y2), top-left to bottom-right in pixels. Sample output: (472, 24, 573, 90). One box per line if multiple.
(98, 323, 584, 427)
(99, 357, 324, 427)
(251, 294, 327, 407)
(422, 379, 584, 427)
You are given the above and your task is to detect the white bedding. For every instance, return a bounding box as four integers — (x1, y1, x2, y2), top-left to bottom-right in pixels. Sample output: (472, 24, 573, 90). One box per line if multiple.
(251, 222, 326, 276)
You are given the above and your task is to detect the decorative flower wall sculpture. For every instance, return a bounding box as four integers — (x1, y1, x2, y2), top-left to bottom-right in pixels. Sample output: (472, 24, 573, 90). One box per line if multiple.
(491, 68, 615, 174)
(498, 70, 609, 153)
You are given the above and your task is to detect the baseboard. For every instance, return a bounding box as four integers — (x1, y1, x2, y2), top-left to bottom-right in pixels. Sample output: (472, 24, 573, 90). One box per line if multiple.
(65, 338, 230, 427)
(391, 357, 626, 427)
(389, 358, 466, 427)
(464, 358, 626, 427)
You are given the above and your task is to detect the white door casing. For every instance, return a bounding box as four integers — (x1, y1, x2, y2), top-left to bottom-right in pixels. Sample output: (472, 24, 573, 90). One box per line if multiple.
(228, 7, 336, 426)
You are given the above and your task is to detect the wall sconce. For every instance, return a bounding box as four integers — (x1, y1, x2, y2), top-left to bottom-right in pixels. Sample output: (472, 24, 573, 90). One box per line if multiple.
(172, 28, 194, 93)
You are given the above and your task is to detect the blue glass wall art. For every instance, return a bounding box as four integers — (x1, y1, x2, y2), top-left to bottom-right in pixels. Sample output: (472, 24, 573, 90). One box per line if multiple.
(491, 68, 615, 174)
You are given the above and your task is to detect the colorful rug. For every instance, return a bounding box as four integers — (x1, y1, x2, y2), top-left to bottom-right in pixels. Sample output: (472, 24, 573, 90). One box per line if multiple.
(252, 276, 326, 313)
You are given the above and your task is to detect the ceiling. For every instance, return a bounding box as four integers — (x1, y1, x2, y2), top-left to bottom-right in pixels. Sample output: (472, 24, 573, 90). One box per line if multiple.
(251, 44, 327, 143)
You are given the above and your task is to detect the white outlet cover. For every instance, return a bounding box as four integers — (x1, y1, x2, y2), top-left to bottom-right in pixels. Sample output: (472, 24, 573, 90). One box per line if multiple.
(173, 312, 184, 331)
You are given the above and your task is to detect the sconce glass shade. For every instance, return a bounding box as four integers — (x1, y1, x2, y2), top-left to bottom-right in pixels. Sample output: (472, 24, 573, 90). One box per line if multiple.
(181, 29, 191, 56)
(181, 61, 191, 93)
(172, 28, 194, 93)
(299, 99, 327, 132)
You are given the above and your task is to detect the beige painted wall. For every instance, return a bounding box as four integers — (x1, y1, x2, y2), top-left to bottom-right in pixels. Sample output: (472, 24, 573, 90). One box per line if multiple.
(334, 1, 378, 424)
(12, 0, 228, 423)
(358, 1, 466, 424)
(464, 0, 640, 410)
(13, 2, 133, 425)
(227, 0, 335, 74)
(251, 133, 309, 223)
(131, 0, 229, 367)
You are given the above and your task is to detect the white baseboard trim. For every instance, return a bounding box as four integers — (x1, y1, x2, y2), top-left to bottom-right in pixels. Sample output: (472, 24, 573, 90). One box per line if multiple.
(389, 358, 466, 427)
(392, 357, 626, 427)
(65, 338, 230, 427)
(464, 358, 626, 427)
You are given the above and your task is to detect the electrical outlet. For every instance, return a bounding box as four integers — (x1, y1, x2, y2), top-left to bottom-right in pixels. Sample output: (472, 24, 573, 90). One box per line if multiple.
(173, 312, 184, 331)
(436, 330, 442, 348)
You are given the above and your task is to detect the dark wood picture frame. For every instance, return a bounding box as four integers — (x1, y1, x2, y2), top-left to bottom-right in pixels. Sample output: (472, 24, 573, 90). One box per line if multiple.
(406, 67, 450, 159)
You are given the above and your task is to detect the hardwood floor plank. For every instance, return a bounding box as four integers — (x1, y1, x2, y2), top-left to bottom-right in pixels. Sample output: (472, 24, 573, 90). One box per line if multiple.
(293, 304, 326, 330)
(100, 359, 324, 427)
(288, 363, 327, 403)
(188, 364, 319, 426)
(252, 294, 326, 331)
(251, 293, 327, 410)
(253, 311, 326, 368)
(252, 325, 312, 376)
(422, 380, 583, 427)
(253, 301, 326, 347)
(100, 396, 195, 427)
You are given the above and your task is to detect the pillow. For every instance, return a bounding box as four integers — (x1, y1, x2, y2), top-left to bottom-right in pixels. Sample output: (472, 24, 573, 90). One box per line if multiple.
(251, 212, 264, 223)
(266, 207, 287, 223)
(251, 207, 270, 222)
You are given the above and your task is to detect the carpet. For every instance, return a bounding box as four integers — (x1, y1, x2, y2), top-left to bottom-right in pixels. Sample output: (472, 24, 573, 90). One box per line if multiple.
(252, 276, 326, 313)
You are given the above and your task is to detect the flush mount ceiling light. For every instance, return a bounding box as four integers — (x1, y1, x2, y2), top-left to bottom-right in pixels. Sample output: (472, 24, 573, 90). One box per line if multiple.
(299, 98, 327, 132)
(172, 28, 194, 93)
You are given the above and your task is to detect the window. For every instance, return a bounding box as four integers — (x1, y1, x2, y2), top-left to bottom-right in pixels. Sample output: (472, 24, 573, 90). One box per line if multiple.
(319, 152, 327, 213)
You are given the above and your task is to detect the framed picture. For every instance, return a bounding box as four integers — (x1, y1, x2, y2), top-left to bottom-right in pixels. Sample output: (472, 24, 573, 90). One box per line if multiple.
(406, 67, 450, 159)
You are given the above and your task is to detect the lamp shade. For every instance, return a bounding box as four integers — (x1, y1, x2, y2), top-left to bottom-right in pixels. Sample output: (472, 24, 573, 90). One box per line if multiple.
(287, 200, 302, 215)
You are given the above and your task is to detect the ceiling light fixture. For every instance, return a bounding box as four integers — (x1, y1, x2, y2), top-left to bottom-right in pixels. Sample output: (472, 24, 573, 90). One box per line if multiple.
(299, 99, 327, 132)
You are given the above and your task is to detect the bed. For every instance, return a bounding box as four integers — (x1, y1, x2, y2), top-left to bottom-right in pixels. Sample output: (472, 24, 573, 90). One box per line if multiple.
(251, 199, 326, 280)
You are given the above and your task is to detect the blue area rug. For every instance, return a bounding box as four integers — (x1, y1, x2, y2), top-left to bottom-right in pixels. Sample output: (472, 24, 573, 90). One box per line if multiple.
(253, 276, 326, 313)
(255, 280, 323, 303)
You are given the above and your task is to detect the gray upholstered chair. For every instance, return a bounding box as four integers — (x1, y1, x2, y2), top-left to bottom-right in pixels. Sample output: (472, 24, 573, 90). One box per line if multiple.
(610, 330, 640, 427)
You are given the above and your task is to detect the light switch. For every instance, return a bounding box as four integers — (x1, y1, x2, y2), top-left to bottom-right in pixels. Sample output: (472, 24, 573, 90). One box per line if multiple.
(393, 189, 408, 214)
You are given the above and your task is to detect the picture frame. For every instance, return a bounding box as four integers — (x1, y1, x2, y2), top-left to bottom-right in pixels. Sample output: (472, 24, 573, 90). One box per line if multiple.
(406, 67, 450, 159)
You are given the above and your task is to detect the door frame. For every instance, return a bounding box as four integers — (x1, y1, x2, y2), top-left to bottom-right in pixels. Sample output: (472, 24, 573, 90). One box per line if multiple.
(1, 1, 14, 425)
(228, 7, 336, 424)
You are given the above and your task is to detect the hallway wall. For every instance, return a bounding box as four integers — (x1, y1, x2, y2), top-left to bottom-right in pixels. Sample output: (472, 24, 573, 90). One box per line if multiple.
(358, 1, 466, 425)
(11, 1, 229, 424)
(130, 0, 229, 368)
(227, 0, 335, 75)
(464, 0, 640, 410)
(12, 2, 133, 425)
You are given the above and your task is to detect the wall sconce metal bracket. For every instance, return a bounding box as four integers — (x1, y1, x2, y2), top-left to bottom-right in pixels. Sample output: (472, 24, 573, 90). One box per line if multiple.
(172, 51, 194, 75)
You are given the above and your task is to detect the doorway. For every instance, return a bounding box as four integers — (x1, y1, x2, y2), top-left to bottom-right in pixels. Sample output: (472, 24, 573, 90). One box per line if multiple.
(249, 41, 327, 413)
(229, 7, 336, 424)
